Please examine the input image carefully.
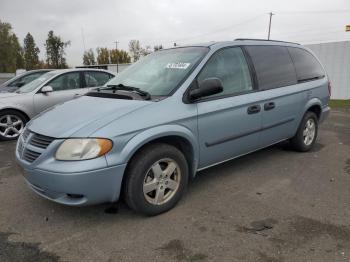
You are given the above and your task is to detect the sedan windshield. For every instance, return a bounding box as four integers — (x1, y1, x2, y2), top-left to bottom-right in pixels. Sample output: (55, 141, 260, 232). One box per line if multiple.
(17, 72, 58, 93)
(106, 47, 209, 96)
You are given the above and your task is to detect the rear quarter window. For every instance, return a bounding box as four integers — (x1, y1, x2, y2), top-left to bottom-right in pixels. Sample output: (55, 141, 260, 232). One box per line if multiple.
(245, 45, 297, 90)
(287, 47, 325, 81)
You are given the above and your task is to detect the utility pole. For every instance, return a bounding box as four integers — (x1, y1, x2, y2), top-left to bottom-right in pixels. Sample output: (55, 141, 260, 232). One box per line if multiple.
(267, 12, 274, 40)
(114, 41, 119, 73)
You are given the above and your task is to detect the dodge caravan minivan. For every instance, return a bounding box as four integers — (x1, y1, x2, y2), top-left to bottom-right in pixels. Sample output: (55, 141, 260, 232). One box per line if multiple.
(16, 39, 330, 216)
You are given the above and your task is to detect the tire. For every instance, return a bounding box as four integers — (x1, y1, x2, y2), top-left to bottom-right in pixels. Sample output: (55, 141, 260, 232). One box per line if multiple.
(0, 110, 27, 141)
(124, 143, 189, 216)
(290, 111, 318, 152)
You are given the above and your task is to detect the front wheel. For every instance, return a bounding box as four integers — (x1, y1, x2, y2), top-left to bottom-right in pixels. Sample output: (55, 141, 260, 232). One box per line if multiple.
(0, 110, 27, 141)
(290, 111, 318, 152)
(124, 143, 189, 216)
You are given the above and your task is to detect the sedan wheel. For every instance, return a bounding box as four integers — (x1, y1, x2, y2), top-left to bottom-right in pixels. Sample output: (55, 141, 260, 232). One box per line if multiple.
(0, 114, 24, 139)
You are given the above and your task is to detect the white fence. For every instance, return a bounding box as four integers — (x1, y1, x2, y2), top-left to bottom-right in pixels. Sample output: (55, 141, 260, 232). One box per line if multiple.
(306, 41, 350, 100)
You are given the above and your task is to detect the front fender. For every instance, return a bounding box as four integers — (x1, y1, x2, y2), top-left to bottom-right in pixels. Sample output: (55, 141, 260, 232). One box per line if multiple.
(0, 104, 33, 119)
(107, 124, 199, 173)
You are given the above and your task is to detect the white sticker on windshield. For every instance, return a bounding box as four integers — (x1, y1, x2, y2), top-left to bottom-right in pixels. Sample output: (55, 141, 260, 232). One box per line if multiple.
(166, 62, 190, 69)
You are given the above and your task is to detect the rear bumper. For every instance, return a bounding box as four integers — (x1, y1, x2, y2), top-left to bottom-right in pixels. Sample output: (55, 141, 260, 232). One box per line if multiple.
(320, 106, 330, 123)
(20, 164, 127, 206)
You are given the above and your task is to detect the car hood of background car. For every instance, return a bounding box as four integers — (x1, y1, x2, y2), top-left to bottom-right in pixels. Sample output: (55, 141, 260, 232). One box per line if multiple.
(27, 96, 153, 138)
(0, 92, 21, 98)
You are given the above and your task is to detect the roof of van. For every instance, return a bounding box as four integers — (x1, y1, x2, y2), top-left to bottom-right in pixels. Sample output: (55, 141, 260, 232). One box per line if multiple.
(176, 39, 301, 49)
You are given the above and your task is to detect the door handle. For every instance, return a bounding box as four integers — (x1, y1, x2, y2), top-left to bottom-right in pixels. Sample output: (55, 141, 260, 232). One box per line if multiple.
(264, 102, 275, 111)
(247, 105, 261, 114)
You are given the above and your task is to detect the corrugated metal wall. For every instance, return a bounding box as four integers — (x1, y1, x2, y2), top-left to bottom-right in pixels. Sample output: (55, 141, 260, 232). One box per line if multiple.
(306, 41, 350, 99)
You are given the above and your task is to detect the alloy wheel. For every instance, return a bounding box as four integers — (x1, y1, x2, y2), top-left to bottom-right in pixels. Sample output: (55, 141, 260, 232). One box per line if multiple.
(143, 158, 181, 205)
(303, 119, 316, 146)
(0, 115, 24, 139)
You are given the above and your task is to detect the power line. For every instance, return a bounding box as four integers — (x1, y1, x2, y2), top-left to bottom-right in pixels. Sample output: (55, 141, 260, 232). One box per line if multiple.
(172, 13, 265, 43)
(278, 10, 350, 14)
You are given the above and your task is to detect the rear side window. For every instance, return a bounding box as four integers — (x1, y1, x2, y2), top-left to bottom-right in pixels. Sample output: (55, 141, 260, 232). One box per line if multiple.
(245, 46, 297, 90)
(287, 47, 324, 81)
(84, 71, 112, 87)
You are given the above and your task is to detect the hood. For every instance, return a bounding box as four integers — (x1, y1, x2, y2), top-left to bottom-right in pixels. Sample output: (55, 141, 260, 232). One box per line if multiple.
(27, 96, 152, 138)
(0, 86, 17, 93)
(0, 92, 20, 99)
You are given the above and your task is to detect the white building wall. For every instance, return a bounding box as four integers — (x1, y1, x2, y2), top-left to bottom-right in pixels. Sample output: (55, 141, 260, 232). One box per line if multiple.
(306, 41, 350, 99)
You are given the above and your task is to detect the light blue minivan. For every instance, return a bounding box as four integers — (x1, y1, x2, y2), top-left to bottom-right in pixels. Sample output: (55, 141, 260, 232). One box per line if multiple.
(16, 39, 330, 215)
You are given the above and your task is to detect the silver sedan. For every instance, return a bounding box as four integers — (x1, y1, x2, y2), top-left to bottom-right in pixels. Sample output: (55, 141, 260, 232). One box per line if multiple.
(0, 68, 114, 140)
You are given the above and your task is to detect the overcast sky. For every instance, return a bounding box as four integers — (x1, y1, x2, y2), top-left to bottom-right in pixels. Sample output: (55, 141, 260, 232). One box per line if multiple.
(1, 0, 349, 66)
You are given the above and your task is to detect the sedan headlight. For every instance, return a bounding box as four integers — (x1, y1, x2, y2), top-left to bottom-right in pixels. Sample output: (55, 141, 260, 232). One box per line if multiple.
(55, 138, 113, 161)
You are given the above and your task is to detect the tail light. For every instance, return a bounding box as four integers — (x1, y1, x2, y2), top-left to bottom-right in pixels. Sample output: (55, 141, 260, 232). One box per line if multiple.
(327, 81, 332, 97)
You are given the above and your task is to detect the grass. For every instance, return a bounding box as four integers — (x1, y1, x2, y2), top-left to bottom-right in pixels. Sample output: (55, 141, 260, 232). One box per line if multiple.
(329, 99, 350, 108)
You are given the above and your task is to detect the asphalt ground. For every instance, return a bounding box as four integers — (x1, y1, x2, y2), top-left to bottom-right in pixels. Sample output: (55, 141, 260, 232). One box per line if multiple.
(0, 109, 349, 262)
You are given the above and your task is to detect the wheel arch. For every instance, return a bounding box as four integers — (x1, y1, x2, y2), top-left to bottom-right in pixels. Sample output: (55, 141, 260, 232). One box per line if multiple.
(0, 107, 30, 122)
(303, 98, 322, 120)
(121, 125, 199, 179)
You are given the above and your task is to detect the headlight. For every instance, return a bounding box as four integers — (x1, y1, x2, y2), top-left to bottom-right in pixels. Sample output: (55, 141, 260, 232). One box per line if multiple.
(55, 138, 113, 161)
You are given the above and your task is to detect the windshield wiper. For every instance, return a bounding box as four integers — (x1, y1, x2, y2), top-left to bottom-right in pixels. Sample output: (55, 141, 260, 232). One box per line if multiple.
(100, 84, 151, 100)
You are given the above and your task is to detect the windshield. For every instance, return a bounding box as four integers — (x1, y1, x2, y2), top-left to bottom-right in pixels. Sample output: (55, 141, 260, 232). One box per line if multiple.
(106, 47, 209, 96)
(17, 72, 58, 93)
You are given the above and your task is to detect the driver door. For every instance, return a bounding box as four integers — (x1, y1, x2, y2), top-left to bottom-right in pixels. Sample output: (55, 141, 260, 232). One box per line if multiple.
(33, 72, 83, 114)
(196, 47, 262, 168)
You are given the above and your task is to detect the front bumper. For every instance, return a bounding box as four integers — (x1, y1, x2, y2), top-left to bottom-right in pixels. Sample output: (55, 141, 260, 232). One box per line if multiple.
(19, 163, 127, 206)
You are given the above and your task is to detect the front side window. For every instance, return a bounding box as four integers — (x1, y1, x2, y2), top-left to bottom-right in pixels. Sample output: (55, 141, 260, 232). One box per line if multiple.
(48, 72, 81, 91)
(17, 72, 58, 93)
(84, 72, 112, 87)
(106, 47, 209, 96)
(197, 47, 253, 98)
(246, 45, 297, 90)
(288, 47, 324, 81)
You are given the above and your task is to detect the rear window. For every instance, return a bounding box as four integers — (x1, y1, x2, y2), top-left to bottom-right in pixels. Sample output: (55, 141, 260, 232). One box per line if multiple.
(245, 45, 297, 90)
(287, 47, 324, 81)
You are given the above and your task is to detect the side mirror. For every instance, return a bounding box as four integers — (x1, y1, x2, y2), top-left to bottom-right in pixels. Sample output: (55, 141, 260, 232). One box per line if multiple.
(41, 86, 53, 94)
(189, 78, 223, 100)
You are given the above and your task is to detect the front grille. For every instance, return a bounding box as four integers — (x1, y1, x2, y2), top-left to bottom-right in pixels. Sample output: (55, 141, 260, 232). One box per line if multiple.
(23, 149, 41, 163)
(29, 133, 55, 149)
(18, 130, 56, 163)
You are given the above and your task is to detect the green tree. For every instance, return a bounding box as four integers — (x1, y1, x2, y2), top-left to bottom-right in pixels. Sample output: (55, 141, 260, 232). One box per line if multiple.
(13, 34, 25, 69)
(23, 32, 40, 70)
(129, 40, 153, 62)
(109, 49, 131, 64)
(0, 20, 24, 72)
(96, 47, 110, 64)
(128, 40, 141, 62)
(83, 49, 96, 65)
(45, 30, 70, 69)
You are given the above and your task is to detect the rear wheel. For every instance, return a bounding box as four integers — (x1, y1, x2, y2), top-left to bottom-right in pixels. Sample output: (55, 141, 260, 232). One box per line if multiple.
(290, 111, 318, 152)
(124, 143, 189, 216)
(0, 110, 27, 141)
